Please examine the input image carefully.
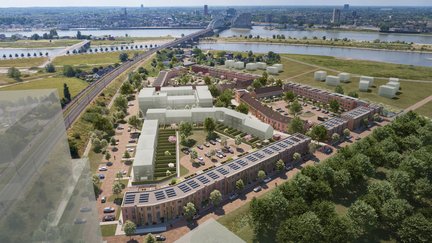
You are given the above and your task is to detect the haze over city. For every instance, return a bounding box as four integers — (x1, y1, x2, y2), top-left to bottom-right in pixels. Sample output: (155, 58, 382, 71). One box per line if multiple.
(2, 0, 432, 7)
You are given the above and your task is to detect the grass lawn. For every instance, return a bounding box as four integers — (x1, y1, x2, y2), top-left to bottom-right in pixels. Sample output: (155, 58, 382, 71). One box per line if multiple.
(91, 36, 174, 46)
(0, 76, 89, 99)
(414, 101, 432, 118)
(180, 164, 189, 176)
(88, 150, 104, 173)
(53, 50, 144, 66)
(0, 57, 47, 67)
(100, 224, 116, 237)
(0, 39, 81, 48)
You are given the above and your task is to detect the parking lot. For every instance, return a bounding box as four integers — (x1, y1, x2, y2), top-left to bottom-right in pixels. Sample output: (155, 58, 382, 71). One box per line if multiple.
(179, 131, 252, 177)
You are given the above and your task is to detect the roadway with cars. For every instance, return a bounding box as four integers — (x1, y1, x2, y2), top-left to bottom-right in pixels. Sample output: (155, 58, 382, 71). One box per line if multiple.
(63, 28, 214, 129)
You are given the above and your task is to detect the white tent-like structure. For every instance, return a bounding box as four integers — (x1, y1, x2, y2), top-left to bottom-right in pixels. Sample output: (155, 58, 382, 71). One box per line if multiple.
(325, 75, 341, 86)
(266, 66, 279, 74)
(314, 71, 327, 81)
(256, 62, 267, 70)
(379, 85, 398, 98)
(246, 63, 257, 71)
(338, 73, 351, 83)
(359, 80, 370, 92)
(225, 60, 235, 68)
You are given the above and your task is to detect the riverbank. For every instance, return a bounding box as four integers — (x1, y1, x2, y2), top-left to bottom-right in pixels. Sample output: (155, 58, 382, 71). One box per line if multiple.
(207, 37, 432, 53)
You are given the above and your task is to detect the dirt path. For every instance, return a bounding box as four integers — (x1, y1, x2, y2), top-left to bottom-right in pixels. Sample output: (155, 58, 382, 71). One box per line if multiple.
(402, 95, 432, 113)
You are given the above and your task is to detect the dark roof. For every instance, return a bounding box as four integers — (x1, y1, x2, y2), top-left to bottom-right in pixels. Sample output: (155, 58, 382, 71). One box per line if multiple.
(254, 86, 283, 96)
(153, 70, 168, 87)
(240, 92, 291, 124)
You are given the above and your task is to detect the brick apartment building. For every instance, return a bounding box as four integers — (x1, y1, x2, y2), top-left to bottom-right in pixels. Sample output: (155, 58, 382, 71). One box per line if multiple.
(153, 67, 188, 90)
(341, 106, 380, 130)
(121, 134, 311, 226)
(191, 65, 259, 90)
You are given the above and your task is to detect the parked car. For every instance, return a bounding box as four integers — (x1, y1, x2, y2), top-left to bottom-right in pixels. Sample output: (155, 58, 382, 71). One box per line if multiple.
(103, 215, 115, 222)
(155, 235, 166, 241)
(98, 166, 107, 171)
(229, 193, 239, 200)
(205, 152, 211, 158)
(128, 103, 134, 106)
(181, 148, 190, 155)
(209, 140, 216, 145)
(216, 138, 222, 143)
(128, 127, 131, 132)
(98, 174, 105, 179)
(216, 154, 223, 159)
(106, 162, 113, 166)
(127, 148, 135, 152)
(197, 145, 203, 150)
(117, 126, 123, 130)
(198, 157, 204, 162)
(103, 207, 115, 213)
(192, 214, 201, 220)
(204, 142, 210, 147)
(263, 177, 271, 183)
(355, 137, 361, 141)
(101, 196, 106, 203)
(128, 139, 136, 143)
(74, 218, 87, 224)
(253, 186, 262, 192)
(80, 207, 91, 212)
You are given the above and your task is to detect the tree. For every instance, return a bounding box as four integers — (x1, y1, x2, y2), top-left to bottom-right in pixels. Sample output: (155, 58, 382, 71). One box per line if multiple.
(276, 212, 323, 243)
(190, 149, 198, 161)
(45, 63, 56, 73)
(128, 115, 142, 131)
(236, 103, 249, 114)
(120, 82, 134, 95)
(123, 220, 136, 240)
(105, 152, 111, 161)
(310, 125, 328, 142)
(258, 170, 266, 181)
(288, 116, 305, 134)
(335, 85, 344, 94)
(397, 213, 432, 243)
(114, 95, 128, 113)
(209, 189, 222, 207)
(7, 67, 21, 80)
(112, 181, 122, 198)
(236, 179, 245, 191)
(276, 159, 285, 172)
(203, 117, 216, 138)
(63, 65, 76, 77)
(284, 91, 296, 102)
(252, 79, 263, 89)
(293, 152, 301, 161)
(347, 200, 377, 237)
(119, 52, 129, 62)
(63, 83, 72, 102)
(183, 202, 197, 221)
(203, 76, 211, 85)
(348, 91, 359, 98)
(329, 100, 340, 113)
(235, 135, 242, 148)
(381, 198, 413, 231)
(289, 100, 302, 115)
(332, 133, 340, 143)
(124, 151, 131, 159)
(343, 128, 350, 137)
(145, 233, 156, 243)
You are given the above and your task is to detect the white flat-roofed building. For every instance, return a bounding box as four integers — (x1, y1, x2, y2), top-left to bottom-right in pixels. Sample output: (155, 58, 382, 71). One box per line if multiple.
(338, 73, 351, 83)
(146, 107, 274, 139)
(245, 63, 257, 71)
(133, 120, 159, 181)
(225, 60, 235, 68)
(266, 66, 279, 74)
(138, 86, 213, 115)
(314, 71, 327, 81)
(379, 85, 398, 98)
(256, 62, 267, 70)
(360, 76, 374, 86)
(325, 75, 341, 86)
(389, 77, 399, 83)
(387, 81, 400, 91)
(273, 64, 283, 72)
(359, 80, 370, 92)
(234, 61, 244, 69)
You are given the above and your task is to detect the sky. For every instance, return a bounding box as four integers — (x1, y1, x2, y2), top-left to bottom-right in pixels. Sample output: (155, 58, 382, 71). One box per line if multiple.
(1, 0, 432, 8)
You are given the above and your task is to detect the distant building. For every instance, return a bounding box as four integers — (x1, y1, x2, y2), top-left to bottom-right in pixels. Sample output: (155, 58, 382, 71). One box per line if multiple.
(141, 4, 144, 9)
(204, 5, 209, 15)
(226, 8, 237, 17)
(332, 8, 341, 24)
(232, 13, 252, 29)
(265, 14, 273, 23)
(343, 4, 350, 11)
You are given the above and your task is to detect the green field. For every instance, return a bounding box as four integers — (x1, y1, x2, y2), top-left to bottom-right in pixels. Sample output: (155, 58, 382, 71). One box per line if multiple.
(414, 101, 432, 118)
(0, 57, 47, 67)
(91, 36, 174, 46)
(100, 224, 116, 237)
(53, 50, 144, 66)
(0, 76, 89, 99)
(0, 39, 80, 48)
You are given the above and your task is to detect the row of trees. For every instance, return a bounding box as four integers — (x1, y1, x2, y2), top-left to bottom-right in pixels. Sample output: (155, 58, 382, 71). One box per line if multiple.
(2, 52, 49, 59)
(248, 111, 432, 242)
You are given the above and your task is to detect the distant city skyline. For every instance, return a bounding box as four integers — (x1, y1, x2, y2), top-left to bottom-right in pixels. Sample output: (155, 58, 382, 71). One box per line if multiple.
(1, 0, 432, 8)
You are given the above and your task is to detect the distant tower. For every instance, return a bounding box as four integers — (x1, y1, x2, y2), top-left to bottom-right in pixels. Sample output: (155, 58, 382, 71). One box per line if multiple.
(141, 4, 144, 9)
(344, 4, 349, 11)
(332, 8, 341, 24)
(204, 5, 209, 15)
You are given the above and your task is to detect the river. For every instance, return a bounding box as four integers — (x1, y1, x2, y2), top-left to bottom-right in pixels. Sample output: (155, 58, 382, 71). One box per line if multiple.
(198, 42, 432, 67)
(219, 26, 432, 44)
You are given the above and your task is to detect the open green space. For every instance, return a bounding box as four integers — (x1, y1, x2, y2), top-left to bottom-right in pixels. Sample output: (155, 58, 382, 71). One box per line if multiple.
(414, 100, 432, 118)
(0, 57, 47, 67)
(91, 36, 174, 46)
(154, 129, 177, 179)
(218, 112, 432, 243)
(0, 76, 89, 99)
(100, 224, 116, 237)
(53, 50, 144, 66)
(0, 39, 80, 48)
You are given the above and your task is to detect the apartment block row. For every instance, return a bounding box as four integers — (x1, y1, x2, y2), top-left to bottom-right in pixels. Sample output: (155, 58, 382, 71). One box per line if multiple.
(283, 82, 367, 111)
(122, 134, 311, 226)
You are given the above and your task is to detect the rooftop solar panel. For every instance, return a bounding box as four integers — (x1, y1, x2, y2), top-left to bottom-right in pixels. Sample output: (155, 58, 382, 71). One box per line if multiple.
(124, 194, 136, 204)
(166, 188, 177, 198)
(216, 167, 229, 175)
(155, 191, 166, 201)
(187, 180, 200, 189)
(228, 163, 240, 170)
(263, 148, 273, 154)
(197, 176, 210, 184)
(237, 159, 248, 166)
(138, 193, 149, 203)
(208, 171, 219, 179)
(178, 183, 191, 193)
(255, 153, 265, 159)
